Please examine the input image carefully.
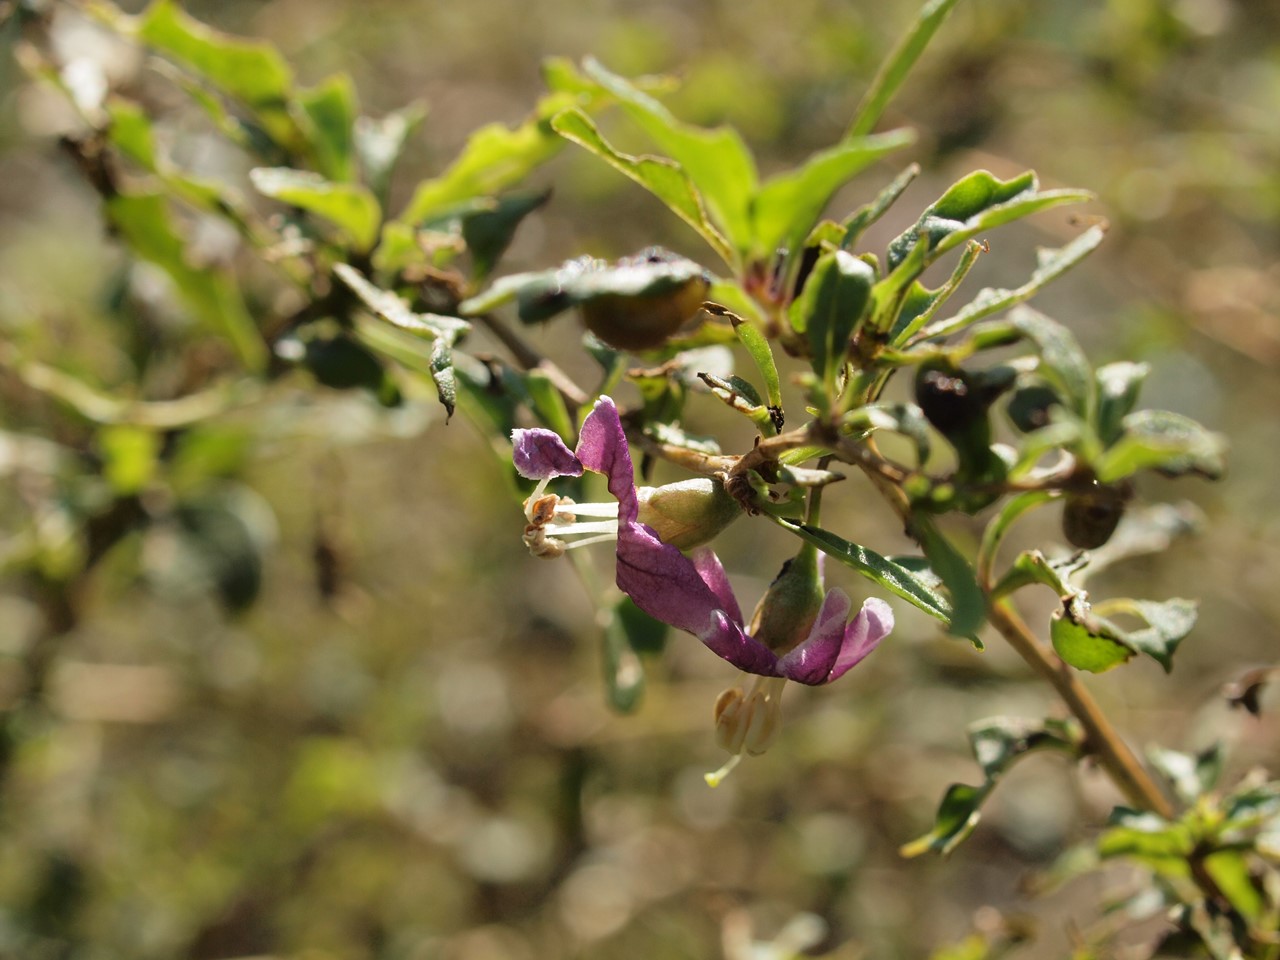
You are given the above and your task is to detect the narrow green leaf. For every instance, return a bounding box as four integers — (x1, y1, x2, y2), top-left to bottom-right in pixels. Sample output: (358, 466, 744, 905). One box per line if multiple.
(1147, 744, 1222, 805)
(1094, 410, 1227, 483)
(1098, 808, 1193, 864)
(848, 0, 962, 137)
(916, 225, 1107, 343)
(581, 58, 758, 253)
(333, 263, 470, 342)
(707, 305, 783, 422)
(551, 108, 733, 264)
(775, 517, 953, 625)
(250, 167, 381, 251)
(888, 239, 983, 344)
(900, 782, 987, 857)
(698, 372, 773, 431)
(843, 163, 920, 250)
(789, 249, 874, 387)
(913, 514, 985, 639)
(751, 129, 915, 261)
(842, 403, 932, 465)
(106, 193, 266, 371)
(297, 72, 359, 182)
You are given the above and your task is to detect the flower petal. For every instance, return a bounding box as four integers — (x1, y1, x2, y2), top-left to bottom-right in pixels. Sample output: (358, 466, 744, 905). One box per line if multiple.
(691, 548, 744, 626)
(776, 589, 852, 685)
(511, 428, 583, 479)
(615, 521, 725, 636)
(825, 597, 893, 683)
(699, 610, 782, 677)
(575, 396, 638, 523)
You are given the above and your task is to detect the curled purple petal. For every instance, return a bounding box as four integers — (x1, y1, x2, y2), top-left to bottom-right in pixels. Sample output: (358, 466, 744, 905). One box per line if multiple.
(776, 590, 852, 685)
(691, 548, 743, 626)
(512, 428, 583, 480)
(576, 397, 638, 524)
(615, 521, 725, 637)
(698, 611, 782, 677)
(825, 597, 893, 683)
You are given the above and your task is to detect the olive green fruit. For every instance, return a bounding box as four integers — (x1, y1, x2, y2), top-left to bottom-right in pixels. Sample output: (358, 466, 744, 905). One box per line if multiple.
(579, 274, 709, 350)
(1062, 486, 1127, 549)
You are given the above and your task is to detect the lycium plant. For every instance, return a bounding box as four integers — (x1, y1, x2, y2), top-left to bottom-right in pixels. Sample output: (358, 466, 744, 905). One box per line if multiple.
(3, 0, 1274, 955)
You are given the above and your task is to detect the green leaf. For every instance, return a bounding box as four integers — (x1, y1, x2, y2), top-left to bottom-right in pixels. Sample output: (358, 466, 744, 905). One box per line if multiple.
(429, 338, 456, 421)
(1050, 596, 1134, 673)
(750, 129, 915, 261)
(524, 369, 575, 441)
(106, 97, 158, 169)
(913, 514, 985, 639)
(355, 102, 427, 205)
(842, 403, 932, 466)
(167, 486, 276, 614)
(888, 238, 983, 344)
(699, 372, 773, 431)
(460, 189, 551, 281)
(968, 716, 1083, 782)
(580, 58, 758, 254)
(848, 0, 962, 137)
(789, 249, 874, 387)
(1098, 808, 1194, 865)
(1094, 410, 1227, 483)
(775, 518, 953, 626)
(916, 225, 1108, 343)
(398, 95, 569, 225)
(133, 0, 298, 148)
(727, 309, 784, 426)
(1094, 597, 1199, 673)
(302, 333, 389, 392)
(297, 72, 359, 182)
(459, 251, 707, 332)
(888, 170, 1091, 272)
(1008, 306, 1093, 417)
(332, 263, 470, 343)
(551, 108, 733, 264)
(1094, 361, 1149, 446)
(250, 167, 381, 251)
(106, 193, 266, 371)
(843, 163, 920, 250)
(900, 782, 987, 857)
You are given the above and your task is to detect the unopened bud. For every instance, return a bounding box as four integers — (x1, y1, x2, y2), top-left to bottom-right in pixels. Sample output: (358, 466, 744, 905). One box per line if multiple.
(636, 479, 740, 550)
(748, 546, 824, 653)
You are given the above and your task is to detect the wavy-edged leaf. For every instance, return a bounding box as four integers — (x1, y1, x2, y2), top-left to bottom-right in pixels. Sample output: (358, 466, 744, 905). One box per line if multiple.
(250, 167, 380, 251)
(751, 129, 915, 261)
(1094, 410, 1227, 483)
(917, 223, 1107, 343)
(551, 108, 732, 263)
(888, 170, 1092, 273)
(580, 58, 757, 254)
(775, 518, 953, 625)
(1093, 597, 1198, 673)
(461, 189, 551, 281)
(429, 338, 456, 422)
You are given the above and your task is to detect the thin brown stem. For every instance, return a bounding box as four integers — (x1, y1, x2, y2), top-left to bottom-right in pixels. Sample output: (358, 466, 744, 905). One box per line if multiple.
(474, 314, 589, 409)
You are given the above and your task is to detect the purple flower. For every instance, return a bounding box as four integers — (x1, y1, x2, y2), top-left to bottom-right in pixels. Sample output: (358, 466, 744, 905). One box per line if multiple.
(513, 397, 893, 686)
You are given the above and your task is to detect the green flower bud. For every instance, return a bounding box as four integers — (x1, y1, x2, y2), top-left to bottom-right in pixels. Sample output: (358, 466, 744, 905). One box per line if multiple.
(747, 545, 824, 653)
(635, 479, 740, 550)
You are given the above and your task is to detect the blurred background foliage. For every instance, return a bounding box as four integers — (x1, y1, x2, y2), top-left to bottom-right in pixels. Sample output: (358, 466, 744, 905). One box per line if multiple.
(0, 0, 1277, 958)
